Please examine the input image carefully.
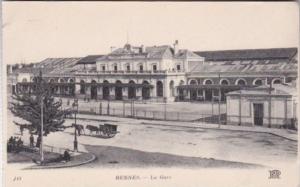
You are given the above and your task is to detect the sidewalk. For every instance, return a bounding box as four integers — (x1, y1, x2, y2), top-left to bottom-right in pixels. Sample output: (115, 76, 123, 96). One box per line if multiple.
(25, 151, 96, 169)
(76, 114, 298, 141)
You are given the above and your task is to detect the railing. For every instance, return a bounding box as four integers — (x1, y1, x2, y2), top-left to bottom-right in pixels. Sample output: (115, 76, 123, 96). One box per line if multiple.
(74, 69, 186, 75)
(21, 142, 74, 155)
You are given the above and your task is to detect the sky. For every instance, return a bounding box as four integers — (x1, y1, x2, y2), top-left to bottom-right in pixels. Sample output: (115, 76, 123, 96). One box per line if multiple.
(2, 2, 299, 64)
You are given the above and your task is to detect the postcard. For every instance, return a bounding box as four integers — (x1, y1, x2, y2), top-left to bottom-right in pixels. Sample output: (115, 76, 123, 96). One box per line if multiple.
(2, 2, 299, 187)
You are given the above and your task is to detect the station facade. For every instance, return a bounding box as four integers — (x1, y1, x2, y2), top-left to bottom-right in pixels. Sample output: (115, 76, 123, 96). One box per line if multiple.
(8, 42, 298, 103)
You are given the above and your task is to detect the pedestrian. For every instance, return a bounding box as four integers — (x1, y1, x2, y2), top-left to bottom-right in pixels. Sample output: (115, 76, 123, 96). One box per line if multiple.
(12, 137, 17, 152)
(74, 140, 78, 152)
(16, 138, 23, 153)
(63, 150, 71, 161)
(36, 136, 41, 148)
(30, 134, 34, 147)
(19, 126, 23, 136)
(7, 136, 14, 152)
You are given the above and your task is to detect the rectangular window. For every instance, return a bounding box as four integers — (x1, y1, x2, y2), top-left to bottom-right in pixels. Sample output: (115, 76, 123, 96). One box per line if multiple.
(127, 65, 130, 71)
(153, 65, 157, 71)
(102, 66, 105, 71)
(114, 65, 118, 71)
(177, 64, 181, 70)
(139, 65, 143, 71)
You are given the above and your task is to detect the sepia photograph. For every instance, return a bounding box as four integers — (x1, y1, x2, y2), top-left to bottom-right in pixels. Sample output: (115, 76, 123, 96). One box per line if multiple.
(2, 2, 299, 187)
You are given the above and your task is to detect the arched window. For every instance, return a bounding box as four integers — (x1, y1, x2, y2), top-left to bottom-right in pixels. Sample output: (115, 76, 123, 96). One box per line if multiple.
(272, 79, 281, 84)
(189, 80, 197, 100)
(236, 79, 247, 86)
(138, 64, 144, 72)
(68, 79, 75, 96)
(169, 81, 175, 97)
(32, 77, 37, 83)
(128, 80, 136, 99)
(80, 80, 85, 94)
(113, 64, 118, 71)
(125, 64, 130, 71)
(152, 64, 157, 71)
(115, 80, 123, 100)
(142, 81, 150, 100)
(204, 79, 213, 85)
(22, 78, 27, 82)
(103, 80, 110, 100)
(220, 79, 229, 85)
(91, 80, 97, 99)
(189, 80, 197, 85)
(156, 81, 163, 97)
(178, 80, 185, 100)
(253, 79, 263, 86)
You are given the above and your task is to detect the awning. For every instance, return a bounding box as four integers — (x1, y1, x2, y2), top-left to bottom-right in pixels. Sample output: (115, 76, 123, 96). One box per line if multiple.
(176, 84, 257, 90)
(17, 82, 154, 88)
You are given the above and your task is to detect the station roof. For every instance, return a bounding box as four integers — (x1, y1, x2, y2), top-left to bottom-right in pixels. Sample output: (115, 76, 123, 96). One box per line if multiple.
(191, 48, 298, 74)
(194, 48, 297, 61)
(226, 84, 296, 97)
(76, 55, 104, 64)
(14, 58, 82, 75)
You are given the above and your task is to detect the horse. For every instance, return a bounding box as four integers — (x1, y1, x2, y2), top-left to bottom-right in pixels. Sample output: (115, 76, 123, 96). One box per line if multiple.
(86, 125, 99, 135)
(72, 124, 85, 136)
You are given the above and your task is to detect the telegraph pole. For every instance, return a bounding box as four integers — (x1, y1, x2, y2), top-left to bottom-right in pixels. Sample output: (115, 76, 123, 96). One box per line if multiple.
(218, 74, 221, 128)
(268, 79, 272, 128)
(40, 96, 44, 163)
(73, 99, 78, 151)
(164, 97, 167, 120)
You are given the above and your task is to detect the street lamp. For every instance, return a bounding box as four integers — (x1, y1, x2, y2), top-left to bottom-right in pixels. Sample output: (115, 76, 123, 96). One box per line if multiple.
(73, 99, 79, 151)
(40, 95, 44, 163)
(164, 97, 167, 120)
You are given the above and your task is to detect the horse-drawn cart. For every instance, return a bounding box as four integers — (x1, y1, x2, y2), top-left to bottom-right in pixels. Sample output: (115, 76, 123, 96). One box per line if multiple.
(86, 123, 119, 138)
(99, 124, 118, 137)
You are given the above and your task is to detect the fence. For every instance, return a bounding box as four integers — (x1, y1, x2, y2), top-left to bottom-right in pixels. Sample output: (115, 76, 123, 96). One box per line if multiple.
(22, 142, 72, 155)
(62, 98, 298, 129)
(72, 105, 226, 124)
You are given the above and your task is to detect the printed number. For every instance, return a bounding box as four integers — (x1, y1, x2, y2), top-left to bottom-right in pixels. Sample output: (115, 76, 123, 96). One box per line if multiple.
(269, 170, 281, 179)
(13, 176, 22, 182)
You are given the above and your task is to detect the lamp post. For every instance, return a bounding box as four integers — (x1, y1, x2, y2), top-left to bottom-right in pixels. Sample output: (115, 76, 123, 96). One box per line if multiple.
(40, 95, 44, 163)
(164, 97, 167, 120)
(268, 78, 272, 128)
(73, 99, 78, 151)
(218, 74, 221, 128)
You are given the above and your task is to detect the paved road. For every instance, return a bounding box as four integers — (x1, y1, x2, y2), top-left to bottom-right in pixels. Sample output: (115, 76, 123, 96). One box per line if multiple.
(7, 111, 297, 168)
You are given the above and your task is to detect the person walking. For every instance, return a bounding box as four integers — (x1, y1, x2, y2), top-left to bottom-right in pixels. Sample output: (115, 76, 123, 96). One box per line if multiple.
(36, 135, 41, 148)
(30, 134, 34, 147)
(19, 126, 24, 136)
(16, 138, 23, 153)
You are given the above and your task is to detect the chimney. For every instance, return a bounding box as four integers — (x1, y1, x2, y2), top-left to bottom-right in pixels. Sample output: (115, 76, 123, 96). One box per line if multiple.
(173, 40, 179, 54)
(7, 65, 13, 74)
(140, 45, 145, 53)
(110, 46, 116, 52)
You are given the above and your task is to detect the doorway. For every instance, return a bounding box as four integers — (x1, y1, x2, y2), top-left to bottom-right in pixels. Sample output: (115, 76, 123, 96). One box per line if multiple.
(115, 80, 123, 100)
(91, 80, 97, 100)
(253, 103, 264, 126)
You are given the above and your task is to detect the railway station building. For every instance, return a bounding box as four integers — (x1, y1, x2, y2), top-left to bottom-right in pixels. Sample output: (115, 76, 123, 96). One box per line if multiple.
(8, 41, 298, 103)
